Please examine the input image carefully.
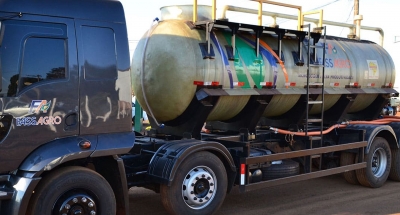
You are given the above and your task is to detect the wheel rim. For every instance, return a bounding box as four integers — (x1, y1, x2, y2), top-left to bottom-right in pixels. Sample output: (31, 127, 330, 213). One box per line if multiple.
(53, 190, 98, 215)
(371, 148, 388, 177)
(182, 166, 217, 210)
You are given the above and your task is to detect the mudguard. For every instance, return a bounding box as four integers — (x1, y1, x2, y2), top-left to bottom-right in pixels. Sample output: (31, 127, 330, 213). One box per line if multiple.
(19, 135, 97, 174)
(346, 124, 398, 153)
(147, 139, 236, 191)
(19, 132, 135, 175)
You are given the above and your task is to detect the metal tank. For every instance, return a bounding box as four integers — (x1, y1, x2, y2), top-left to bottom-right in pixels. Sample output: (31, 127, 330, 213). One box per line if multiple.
(131, 5, 395, 124)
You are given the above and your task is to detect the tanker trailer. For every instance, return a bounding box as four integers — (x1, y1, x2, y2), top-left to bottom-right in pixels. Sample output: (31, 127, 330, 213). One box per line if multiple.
(132, 5, 395, 136)
(127, 4, 400, 215)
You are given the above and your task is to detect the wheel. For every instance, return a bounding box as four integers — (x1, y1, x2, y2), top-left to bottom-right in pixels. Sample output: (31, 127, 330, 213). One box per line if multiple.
(389, 148, 400, 181)
(356, 137, 391, 188)
(340, 152, 359, 185)
(160, 151, 227, 215)
(261, 159, 299, 181)
(28, 166, 116, 215)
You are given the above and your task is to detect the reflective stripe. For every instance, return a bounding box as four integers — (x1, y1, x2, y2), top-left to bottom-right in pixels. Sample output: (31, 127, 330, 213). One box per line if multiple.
(330, 82, 340, 87)
(233, 82, 245, 87)
(240, 164, 245, 185)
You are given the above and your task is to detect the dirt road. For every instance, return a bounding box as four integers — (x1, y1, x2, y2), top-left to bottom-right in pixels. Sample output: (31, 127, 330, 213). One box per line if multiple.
(129, 174, 400, 215)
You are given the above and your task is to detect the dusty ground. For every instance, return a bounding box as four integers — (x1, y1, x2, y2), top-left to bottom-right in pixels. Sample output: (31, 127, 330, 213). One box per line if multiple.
(129, 174, 400, 215)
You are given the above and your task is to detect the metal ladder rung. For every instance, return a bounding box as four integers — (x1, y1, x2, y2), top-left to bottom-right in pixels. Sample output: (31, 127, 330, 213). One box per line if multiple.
(310, 64, 324, 67)
(305, 119, 322, 123)
(309, 136, 322, 141)
(308, 101, 323, 104)
(311, 154, 321, 159)
(310, 45, 324, 49)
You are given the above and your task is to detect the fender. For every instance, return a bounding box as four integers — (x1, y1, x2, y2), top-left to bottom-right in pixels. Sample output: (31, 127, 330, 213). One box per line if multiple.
(346, 124, 398, 153)
(19, 132, 135, 174)
(147, 139, 236, 191)
(19, 135, 97, 175)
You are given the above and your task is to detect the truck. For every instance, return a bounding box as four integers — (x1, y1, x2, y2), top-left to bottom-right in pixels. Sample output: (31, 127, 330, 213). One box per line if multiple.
(0, 0, 399, 214)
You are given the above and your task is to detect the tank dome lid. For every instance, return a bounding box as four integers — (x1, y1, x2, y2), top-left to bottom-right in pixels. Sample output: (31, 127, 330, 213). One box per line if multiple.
(160, 5, 212, 21)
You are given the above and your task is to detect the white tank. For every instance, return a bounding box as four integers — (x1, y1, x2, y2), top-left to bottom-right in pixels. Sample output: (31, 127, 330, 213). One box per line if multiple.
(131, 5, 395, 123)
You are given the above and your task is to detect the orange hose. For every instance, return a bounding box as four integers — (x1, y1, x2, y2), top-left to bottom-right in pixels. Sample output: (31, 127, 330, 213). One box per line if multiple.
(271, 117, 400, 136)
(271, 124, 347, 136)
(251, 35, 289, 88)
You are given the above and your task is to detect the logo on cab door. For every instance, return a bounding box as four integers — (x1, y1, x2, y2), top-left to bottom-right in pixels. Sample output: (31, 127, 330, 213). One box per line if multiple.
(29, 100, 51, 114)
(16, 99, 62, 126)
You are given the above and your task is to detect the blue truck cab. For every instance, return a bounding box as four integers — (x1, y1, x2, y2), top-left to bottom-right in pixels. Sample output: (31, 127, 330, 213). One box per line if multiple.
(0, 0, 134, 214)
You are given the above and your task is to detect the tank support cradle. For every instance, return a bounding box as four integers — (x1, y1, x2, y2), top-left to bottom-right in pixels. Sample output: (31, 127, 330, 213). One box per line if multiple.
(148, 88, 221, 140)
(206, 95, 271, 134)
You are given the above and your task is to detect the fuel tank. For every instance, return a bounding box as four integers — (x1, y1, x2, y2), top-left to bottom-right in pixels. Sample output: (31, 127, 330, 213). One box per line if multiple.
(131, 5, 395, 123)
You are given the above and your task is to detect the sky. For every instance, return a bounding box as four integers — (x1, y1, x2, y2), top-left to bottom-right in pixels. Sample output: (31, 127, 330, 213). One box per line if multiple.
(120, 0, 400, 86)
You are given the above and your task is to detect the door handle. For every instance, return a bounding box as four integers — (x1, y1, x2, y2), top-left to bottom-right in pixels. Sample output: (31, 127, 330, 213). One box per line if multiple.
(64, 112, 78, 131)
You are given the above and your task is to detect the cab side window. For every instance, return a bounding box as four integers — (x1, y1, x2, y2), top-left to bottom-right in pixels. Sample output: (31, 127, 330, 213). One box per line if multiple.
(19, 37, 66, 92)
(0, 20, 67, 97)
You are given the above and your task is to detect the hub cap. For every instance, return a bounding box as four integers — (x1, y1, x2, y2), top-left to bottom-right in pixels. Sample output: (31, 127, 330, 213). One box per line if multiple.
(182, 166, 217, 210)
(55, 192, 97, 215)
(371, 148, 387, 177)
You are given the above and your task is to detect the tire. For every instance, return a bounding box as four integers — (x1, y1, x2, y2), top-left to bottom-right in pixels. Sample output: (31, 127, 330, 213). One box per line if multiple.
(340, 152, 359, 185)
(356, 137, 391, 188)
(28, 166, 116, 215)
(389, 148, 400, 181)
(261, 159, 299, 181)
(160, 151, 227, 215)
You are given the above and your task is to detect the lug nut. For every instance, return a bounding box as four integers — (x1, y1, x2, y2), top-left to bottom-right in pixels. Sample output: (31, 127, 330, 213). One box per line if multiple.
(194, 197, 197, 200)
(88, 202, 94, 207)
(73, 198, 78, 203)
(191, 183, 195, 187)
(82, 197, 87, 203)
(209, 190, 213, 193)
(207, 177, 211, 180)
(190, 191, 194, 194)
(196, 177, 199, 180)
(210, 183, 214, 186)
(199, 199, 203, 202)
(65, 204, 70, 210)
(90, 211, 96, 215)
(205, 197, 209, 200)
(202, 174, 205, 178)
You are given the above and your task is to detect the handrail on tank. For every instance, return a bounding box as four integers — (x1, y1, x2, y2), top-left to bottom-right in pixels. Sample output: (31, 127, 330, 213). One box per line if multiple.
(302, 10, 323, 32)
(249, 0, 302, 30)
(193, 0, 216, 22)
(220, 5, 384, 46)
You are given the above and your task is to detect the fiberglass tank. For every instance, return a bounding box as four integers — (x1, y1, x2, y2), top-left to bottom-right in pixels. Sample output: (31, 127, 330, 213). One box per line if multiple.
(131, 5, 395, 124)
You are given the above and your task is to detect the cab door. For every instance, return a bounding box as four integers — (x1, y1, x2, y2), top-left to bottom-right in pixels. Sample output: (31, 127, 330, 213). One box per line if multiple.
(0, 15, 79, 171)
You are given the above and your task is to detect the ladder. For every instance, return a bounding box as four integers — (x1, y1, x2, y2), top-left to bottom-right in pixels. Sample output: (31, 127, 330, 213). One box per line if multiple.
(302, 24, 327, 170)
